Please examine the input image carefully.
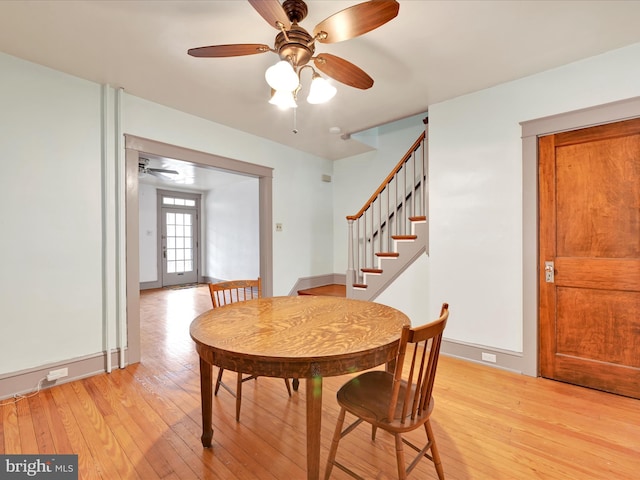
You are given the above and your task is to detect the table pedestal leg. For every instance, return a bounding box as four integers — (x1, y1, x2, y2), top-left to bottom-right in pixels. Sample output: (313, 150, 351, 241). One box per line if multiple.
(306, 376, 323, 480)
(199, 357, 214, 447)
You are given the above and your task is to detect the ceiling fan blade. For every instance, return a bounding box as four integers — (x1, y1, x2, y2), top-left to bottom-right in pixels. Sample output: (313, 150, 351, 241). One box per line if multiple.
(188, 44, 270, 58)
(313, 0, 399, 44)
(248, 0, 291, 30)
(150, 168, 179, 175)
(314, 54, 374, 90)
(147, 171, 169, 179)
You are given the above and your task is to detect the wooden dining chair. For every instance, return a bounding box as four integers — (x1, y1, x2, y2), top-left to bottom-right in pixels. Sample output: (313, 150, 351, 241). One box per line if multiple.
(324, 303, 449, 480)
(208, 278, 292, 421)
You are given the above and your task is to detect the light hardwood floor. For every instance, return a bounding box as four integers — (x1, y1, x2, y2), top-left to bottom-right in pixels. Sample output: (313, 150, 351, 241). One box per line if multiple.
(1, 286, 639, 479)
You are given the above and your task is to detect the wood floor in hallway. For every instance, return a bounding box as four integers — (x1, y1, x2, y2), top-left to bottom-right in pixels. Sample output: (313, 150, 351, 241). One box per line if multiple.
(1, 285, 639, 479)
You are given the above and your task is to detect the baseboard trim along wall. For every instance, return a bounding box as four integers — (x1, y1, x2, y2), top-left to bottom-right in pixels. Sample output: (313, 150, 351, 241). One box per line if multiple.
(140, 280, 161, 290)
(441, 338, 525, 374)
(0, 337, 526, 400)
(289, 273, 347, 296)
(0, 349, 126, 401)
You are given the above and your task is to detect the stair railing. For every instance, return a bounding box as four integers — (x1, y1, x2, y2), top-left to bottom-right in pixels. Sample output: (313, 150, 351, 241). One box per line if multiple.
(346, 130, 428, 289)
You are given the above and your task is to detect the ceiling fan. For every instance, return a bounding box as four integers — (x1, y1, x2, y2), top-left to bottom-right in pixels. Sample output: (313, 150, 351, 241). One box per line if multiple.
(138, 158, 179, 178)
(187, 0, 400, 104)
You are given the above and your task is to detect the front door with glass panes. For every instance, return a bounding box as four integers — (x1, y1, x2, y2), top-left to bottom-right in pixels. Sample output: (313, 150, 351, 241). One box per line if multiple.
(159, 192, 200, 287)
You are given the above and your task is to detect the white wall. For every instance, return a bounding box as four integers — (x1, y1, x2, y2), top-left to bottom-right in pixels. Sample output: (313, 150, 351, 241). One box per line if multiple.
(138, 182, 158, 283)
(205, 177, 260, 280)
(0, 53, 104, 373)
(378, 43, 640, 359)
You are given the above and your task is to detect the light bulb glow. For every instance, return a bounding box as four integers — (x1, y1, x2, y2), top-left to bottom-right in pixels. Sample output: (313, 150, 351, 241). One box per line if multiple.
(307, 75, 337, 104)
(269, 89, 298, 110)
(265, 61, 299, 91)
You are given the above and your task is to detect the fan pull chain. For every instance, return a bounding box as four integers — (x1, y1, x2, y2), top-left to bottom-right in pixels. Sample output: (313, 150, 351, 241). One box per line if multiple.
(292, 107, 298, 134)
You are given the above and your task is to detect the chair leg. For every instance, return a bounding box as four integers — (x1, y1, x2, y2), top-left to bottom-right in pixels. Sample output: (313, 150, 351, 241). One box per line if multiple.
(371, 425, 377, 441)
(425, 421, 445, 479)
(394, 433, 407, 480)
(284, 378, 292, 396)
(214, 368, 224, 395)
(235, 372, 243, 422)
(324, 408, 346, 480)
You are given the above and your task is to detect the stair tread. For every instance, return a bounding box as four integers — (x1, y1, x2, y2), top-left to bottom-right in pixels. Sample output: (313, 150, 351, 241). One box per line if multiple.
(297, 284, 346, 297)
(375, 252, 400, 257)
(361, 268, 383, 273)
(392, 235, 417, 240)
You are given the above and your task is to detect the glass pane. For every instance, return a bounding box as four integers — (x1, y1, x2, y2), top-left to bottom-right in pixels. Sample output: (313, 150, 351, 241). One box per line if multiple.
(184, 238, 192, 248)
(176, 225, 184, 237)
(167, 237, 175, 248)
(167, 261, 175, 273)
(167, 225, 175, 237)
(167, 249, 175, 261)
(185, 260, 193, 271)
(176, 237, 184, 248)
(176, 260, 185, 272)
(185, 250, 192, 260)
(176, 249, 184, 260)
(185, 199, 195, 207)
(163, 198, 174, 205)
(175, 213, 184, 225)
(184, 214, 192, 225)
(175, 199, 185, 206)
(166, 212, 175, 224)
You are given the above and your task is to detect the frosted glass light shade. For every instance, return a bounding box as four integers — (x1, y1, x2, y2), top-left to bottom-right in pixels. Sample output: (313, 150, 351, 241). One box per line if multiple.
(307, 75, 337, 104)
(265, 61, 299, 91)
(269, 89, 298, 110)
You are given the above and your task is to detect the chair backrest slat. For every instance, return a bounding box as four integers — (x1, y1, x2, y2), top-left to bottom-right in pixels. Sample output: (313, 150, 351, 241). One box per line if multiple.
(208, 278, 262, 309)
(387, 303, 449, 424)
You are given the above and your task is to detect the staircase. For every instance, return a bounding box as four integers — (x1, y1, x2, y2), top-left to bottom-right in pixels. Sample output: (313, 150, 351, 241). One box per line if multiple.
(347, 125, 428, 301)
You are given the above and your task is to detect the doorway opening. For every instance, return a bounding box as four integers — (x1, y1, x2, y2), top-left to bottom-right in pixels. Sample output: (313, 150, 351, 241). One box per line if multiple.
(124, 135, 274, 364)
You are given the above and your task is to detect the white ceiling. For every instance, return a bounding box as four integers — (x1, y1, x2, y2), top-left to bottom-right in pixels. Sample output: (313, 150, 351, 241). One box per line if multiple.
(138, 155, 252, 191)
(2, 0, 640, 162)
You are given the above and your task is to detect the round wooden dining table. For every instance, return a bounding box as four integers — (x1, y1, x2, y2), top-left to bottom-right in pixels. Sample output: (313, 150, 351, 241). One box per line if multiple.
(190, 295, 410, 480)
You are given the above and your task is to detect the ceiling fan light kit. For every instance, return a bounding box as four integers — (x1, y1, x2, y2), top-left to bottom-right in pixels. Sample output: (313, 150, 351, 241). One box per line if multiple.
(265, 60, 299, 91)
(306, 72, 337, 104)
(269, 88, 298, 109)
(188, 0, 399, 112)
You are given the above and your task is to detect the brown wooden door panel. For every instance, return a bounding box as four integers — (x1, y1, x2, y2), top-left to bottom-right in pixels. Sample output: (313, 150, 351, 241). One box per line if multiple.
(555, 258, 640, 290)
(539, 117, 640, 399)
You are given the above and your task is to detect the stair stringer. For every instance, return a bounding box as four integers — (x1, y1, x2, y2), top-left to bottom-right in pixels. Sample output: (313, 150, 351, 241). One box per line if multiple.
(348, 220, 427, 301)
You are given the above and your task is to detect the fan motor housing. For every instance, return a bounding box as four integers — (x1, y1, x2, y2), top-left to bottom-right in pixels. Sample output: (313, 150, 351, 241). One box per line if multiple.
(275, 24, 314, 67)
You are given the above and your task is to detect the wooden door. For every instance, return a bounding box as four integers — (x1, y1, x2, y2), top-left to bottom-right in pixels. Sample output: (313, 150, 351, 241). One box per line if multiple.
(539, 117, 640, 398)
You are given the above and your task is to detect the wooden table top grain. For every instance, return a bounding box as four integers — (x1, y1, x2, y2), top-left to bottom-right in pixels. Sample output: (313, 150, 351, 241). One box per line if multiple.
(190, 295, 409, 378)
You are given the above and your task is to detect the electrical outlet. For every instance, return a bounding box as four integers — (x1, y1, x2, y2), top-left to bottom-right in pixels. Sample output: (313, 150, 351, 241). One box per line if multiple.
(46, 368, 68, 381)
(481, 352, 497, 363)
